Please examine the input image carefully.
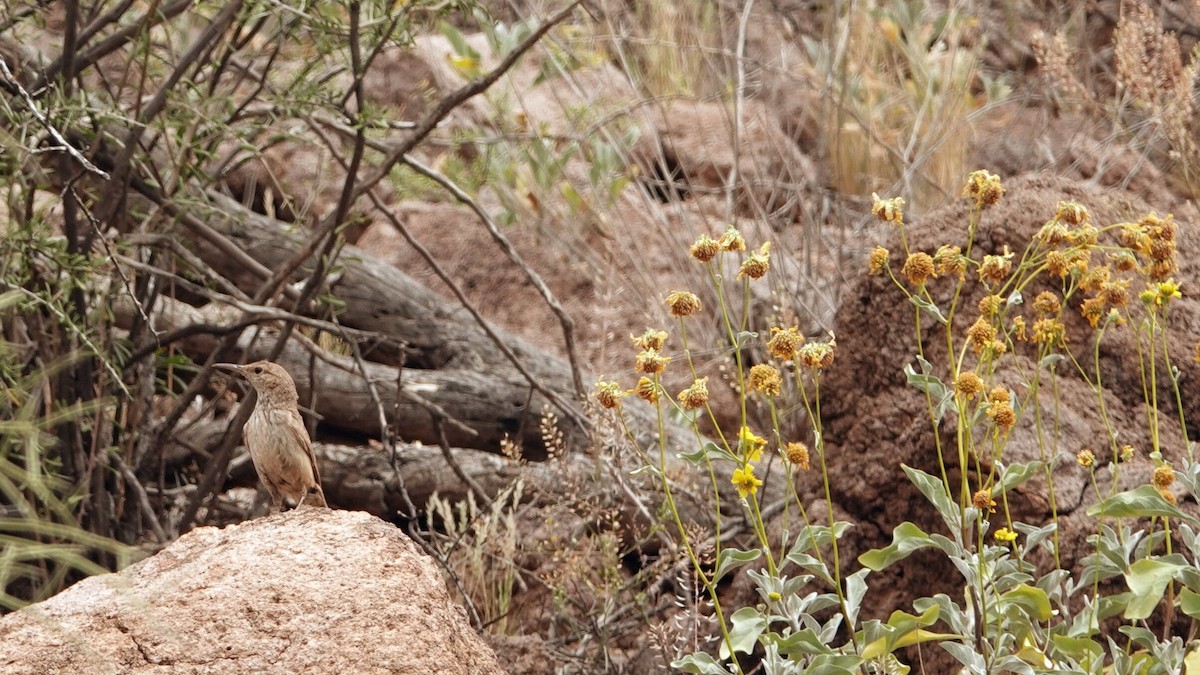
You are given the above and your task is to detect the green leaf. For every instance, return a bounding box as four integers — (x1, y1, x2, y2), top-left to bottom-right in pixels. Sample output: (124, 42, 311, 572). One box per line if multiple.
(902, 465, 960, 533)
(806, 655, 867, 674)
(903, 359, 957, 422)
(1181, 587, 1200, 620)
(1050, 635, 1104, 666)
(1124, 558, 1187, 620)
(859, 605, 945, 660)
(859, 522, 937, 571)
(1087, 485, 1198, 524)
(720, 607, 767, 658)
(768, 629, 835, 657)
(713, 547, 761, 584)
(671, 652, 730, 674)
(995, 461, 1044, 495)
(844, 568, 870, 626)
(909, 295, 948, 324)
(998, 584, 1052, 621)
(679, 442, 738, 466)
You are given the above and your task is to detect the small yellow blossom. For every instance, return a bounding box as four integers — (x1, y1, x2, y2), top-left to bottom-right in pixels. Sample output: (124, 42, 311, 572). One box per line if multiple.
(1120, 445, 1136, 462)
(955, 371, 985, 399)
(973, 489, 996, 513)
(718, 226, 747, 252)
(988, 387, 1011, 404)
(871, 193, 906, 223)
(988, 401, 1015, 432)
(631, 328, 667, 351)
(978, 294, 1003, 317)
(797, 338, 836, 370)
(767, 326, 804, 361)
(677, 377, 709, 410)
(784, 442, 810, 470)
(635, 348, 670, 374)
(737, 242, 771, 280)
(739, 426, 767, 462)
(1012, 315, 1028, 341)
(748, 364, 782, 397)
(967, 317, 997, 354)
(1076, 449, 1095, 468)
(594, 381, 625, 409)
(1152, 464, 1175, 489)
(1055, 200, 1090, 225)
(1032, 291, 1062, 316)
(666, 290, 702, 317)
(1154, 279, 1182, 306)
(902, 252, 936, 287)
(690, 234, 720, 262)
(962, 170, 1005, 207)
(933, 245, 966, 278)
(731, 465, 763, 498)
(868, 246, 890, 276)
(634, 376, 659, 403)
(994, 527, 1018, 543)
(1031, 317, 1066, 346)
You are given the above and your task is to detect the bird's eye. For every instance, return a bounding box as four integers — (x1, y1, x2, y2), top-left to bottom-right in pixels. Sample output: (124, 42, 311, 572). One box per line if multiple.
(253, 366, 264, 374)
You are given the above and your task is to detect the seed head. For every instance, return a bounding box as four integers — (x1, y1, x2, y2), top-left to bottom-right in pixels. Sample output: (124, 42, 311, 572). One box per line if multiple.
(901, 252, 935, 287)
(1055, 200, 1090, 225)
(987, 402, 1015, 432)
(972, 489, 996, 512)
(1031, 318, 1066, 346)
(868, 246, 890, 276)
(1012, 315, 1028, 341)
(1076, 449, 1095, 468)
(594, 380, 625, 409)
(748, 364, 782, 397)
(634, 376, 659, 403)
(767, 326, 804, 361)
(784, 442, 810, 469)
(718, 226, 747, 252)
(978, 249, 1013, 285)
(962, 170, 1005, 207)
(955, 371, 985, 399)
(797, 338, 836, 370)
(677, 377, 710, 410)
(1046, 250, 1070, 278)
(631, 328, 668, 351)
(967, 317, 997, 354)
(1152, 464, 1175, 489)
(690, 234, 720, 262)
(737, 242, 771, 280)
(933, 244, 966, 278)
(635, 348, 670, 374)
(1080, 296, 1106, 328)
(666, 290, 702, 317)
(1033, 291, 1062, 316)
(978, 294, 1003, 317)
(871, 193, 906, 223)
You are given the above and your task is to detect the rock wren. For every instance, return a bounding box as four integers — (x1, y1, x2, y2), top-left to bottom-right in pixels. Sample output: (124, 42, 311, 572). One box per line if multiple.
(215, 361, 328, 511)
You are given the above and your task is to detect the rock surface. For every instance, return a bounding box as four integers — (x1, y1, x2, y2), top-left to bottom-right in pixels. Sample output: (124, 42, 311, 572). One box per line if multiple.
(0, 509, 505, 675)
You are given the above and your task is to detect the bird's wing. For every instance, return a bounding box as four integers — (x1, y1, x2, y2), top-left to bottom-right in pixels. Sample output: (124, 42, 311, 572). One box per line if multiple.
(283, 408, 323, 487)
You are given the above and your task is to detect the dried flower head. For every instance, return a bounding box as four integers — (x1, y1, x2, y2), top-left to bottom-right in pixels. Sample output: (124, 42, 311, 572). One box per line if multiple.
(868, 246, 890, 276)
(988, 387, 1011, 405)
(1153, 464, 1175, 489)
(677, 377, 709, 410)
(748, 364, 782, 397)
(635, 349, 670, 374)
(718, 226, 747, 252)
(1031, 318, 1066, 346)
(631, 328, 668, 351)
(1033, 291, 1062, 316)
(1080, 296, 1107, 328)
(1102, 279, 1131, 308)
(1080, 266, 1110, 294)
(1120, 223, 1151, 254)
(634, 376, 659, 403)
(973, 489, 996, 513)
(1158, 487, 1178, 505)
(1038, 219, 1070, 246)
(978, 249, 1014, 285)
(737, 242, 771, 280)
(933, 244, 966, 278)
(1076, 449, 1095, 468)
(962, 170, 1005, 207)
(967, 317, 997, 354)
(1113, 251, 1138, 272)
(955, 371, 985, 399)
(784, 442, 810, 470)
(767, 326, 804, 361)
(988, 401, 1016, 432)
(994, 527, 1018, 543)
(690, 234, 720, 262)
(739, 426, 767, 462)
(1121, 445, 1136, 462)
(666, 290, 702, 317)
(594, 380, 625, 409)
(731, 465, 762, 498)
(902, 252, 936, 287)
(1046, 250, 1070, 278)
(871, 193, 906, 223)
(797, 338, 836, 370)
(978, 294, 1003, 317)
(1012, 315, 1028, 341)
(1055, 200, 1091, 225)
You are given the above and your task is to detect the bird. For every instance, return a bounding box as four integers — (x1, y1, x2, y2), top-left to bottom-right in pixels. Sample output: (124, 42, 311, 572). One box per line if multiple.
(214, 361, 328, 512)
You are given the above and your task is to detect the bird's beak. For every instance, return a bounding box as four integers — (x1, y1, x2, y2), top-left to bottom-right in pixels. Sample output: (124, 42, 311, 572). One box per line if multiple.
(213, 363, 244, 377)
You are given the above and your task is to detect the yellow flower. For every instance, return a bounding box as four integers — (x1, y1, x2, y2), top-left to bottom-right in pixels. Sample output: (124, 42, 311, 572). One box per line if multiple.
(987, 401, 1015, 433)
(871, 193, 906, 223)
(739, 426, 767, 462)
(1152, 464, 1175, 489)
(677, 377, 709, 410)
(690, 234, 720, 262)
(993, 527, 1018, 543)
(634, 376, 659, 403)
(767, 326, 804, 361)
(737, 242, 772, 280)
(901, 252, 935, 287)
(962, 170, 1005, 207)
(1080, 296, 1106, 328)
(1154, 279, 1182, 306)
(868, 246, 890, 276)
(1012, 315, 1027, 341)
(955, 371, 984, 399)
(718, 226, 747, 252)
(666, 290, 702, 317)
(784, 442, 810, 470)
(748, 364, 782, 397)
(731, 465, 763, 498)
(635, 348, 670, 374)
(594, 380, 625, 409)
(967, 317, 996, 355)
(973, 489, 996, 513)
(1076, 449, 1095, 468)
(631, 328, 667, 351)
(1120, 445, 1136, 462)
(797, 338, 836, 370)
